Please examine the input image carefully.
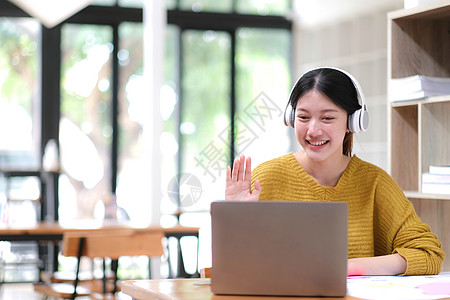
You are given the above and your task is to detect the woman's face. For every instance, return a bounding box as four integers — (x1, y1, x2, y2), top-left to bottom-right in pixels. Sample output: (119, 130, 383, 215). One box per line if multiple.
(294, 89, 348, 163)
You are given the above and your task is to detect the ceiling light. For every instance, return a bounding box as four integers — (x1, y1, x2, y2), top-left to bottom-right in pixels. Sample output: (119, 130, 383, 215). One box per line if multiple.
(9, 0, 94, 28)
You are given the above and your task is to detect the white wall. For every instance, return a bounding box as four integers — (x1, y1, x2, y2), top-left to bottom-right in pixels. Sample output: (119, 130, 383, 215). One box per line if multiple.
(291, 0, 404, 170)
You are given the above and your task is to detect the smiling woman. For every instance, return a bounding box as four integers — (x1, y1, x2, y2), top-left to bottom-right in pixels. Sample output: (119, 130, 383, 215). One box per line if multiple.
(225, 67, 445, 277)
(293, 90, 349, 174)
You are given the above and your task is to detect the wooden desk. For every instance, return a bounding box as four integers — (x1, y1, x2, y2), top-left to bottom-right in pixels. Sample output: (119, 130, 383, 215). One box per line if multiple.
(0, 220, 199, 240)
(120, 279, 363, 300)
(122, 274, 450, 300)
(0, 221, 200, 279)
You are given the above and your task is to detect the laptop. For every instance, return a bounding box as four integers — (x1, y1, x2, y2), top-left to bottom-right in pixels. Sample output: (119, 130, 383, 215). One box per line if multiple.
(210, 201, 348, 297)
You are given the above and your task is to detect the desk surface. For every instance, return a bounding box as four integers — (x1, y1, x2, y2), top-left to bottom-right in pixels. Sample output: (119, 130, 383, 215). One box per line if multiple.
(121, 275, 450, 300)
(120, 279, 362, 300)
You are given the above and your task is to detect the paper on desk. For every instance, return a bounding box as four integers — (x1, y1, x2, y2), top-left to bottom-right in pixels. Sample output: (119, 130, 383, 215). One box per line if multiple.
(347, 273, 450, 300)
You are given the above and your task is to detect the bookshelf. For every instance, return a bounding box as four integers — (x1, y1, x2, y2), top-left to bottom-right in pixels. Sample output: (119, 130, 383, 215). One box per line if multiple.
(387, 0, 450, 270)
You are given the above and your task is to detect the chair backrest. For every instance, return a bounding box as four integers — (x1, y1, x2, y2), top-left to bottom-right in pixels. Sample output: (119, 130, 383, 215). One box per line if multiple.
(62, 229, 164, 259)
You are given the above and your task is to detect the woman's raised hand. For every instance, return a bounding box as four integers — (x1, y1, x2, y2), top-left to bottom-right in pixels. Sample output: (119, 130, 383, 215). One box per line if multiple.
(225, 155, 261, 201)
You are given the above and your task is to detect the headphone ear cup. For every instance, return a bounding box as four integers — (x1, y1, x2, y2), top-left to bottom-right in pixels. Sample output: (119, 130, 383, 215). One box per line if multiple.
(284, 103, 295, 128)
(290, 107, 295, 128)
(348, 109, 362, 133)
(360, 109, 369, 132)
(348, 108, 369, 133)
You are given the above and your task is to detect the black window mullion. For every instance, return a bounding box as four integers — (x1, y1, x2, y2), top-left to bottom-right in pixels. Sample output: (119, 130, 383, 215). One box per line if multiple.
(67, 6, 142, 24)
(41, 25, 61, 159)
(112, 22, 119, 194)
(230, 29, 236, 167)
(41, 24, 61, 222)
(167, 10, 291, 31)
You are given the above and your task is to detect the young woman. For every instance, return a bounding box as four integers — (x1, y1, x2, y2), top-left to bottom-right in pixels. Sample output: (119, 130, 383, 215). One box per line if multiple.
(225, 67, 444, 276)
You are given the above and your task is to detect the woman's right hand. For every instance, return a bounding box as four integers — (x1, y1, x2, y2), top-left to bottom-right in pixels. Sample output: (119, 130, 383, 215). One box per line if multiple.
(225, 155, 261, 201)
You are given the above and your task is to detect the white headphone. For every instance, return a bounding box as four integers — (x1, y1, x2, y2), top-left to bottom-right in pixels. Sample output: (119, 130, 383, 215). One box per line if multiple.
(283, 67, 369, 133)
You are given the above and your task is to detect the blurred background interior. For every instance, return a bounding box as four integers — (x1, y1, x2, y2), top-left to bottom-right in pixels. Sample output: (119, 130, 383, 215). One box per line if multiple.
(0, 0, 404, 290)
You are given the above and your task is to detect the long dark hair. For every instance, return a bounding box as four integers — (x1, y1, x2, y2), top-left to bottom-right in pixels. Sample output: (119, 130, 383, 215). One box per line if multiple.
(289, 68, 361, 156)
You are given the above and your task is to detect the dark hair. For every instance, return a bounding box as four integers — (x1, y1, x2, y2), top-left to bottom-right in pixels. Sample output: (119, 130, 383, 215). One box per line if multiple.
(289, 68, 361, 156)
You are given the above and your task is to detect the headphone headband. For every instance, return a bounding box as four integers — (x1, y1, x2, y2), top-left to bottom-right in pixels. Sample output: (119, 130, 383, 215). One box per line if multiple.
(284, 67, 369, 133)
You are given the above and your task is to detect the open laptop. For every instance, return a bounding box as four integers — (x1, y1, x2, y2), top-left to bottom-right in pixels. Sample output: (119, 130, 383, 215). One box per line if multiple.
(210, 201, 348, 297)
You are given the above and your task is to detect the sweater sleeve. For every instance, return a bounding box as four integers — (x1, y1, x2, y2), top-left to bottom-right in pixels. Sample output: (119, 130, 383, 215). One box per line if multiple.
(373, 173, 445, 275)
(251, 161, 275, 200)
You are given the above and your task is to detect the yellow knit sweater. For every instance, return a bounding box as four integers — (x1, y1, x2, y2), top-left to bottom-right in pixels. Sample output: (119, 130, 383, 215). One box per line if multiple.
(250, 153, 445, 275)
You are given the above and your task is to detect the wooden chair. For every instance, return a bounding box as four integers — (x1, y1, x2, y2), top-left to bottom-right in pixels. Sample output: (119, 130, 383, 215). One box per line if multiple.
(34, 229, 164, 299)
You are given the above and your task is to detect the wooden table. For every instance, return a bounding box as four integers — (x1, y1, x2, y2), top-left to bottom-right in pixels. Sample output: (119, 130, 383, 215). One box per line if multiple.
(0, 221, 200, 279)
(120, 279, 363, 300)
(0, 220, 199, 240)
(121, 276, 450, 300)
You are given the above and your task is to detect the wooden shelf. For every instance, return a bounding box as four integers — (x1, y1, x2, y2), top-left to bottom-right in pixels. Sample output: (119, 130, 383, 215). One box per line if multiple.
(388, 0, 450, 194)
(391, 95, 450, 107)
(388, 0, 450, 20)
(388, 1, 450, 270)
(404, 191, 450, 200)
(388, 1, 450, 79)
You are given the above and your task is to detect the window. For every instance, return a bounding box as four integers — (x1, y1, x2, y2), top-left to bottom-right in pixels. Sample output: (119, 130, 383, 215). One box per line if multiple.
(179, 0, 233, 12)
(116, 22, 148, 222)
(0, 16, 41, 283)
(162, 2, 292, 220)
(0, 17, 40, 170)
(162, 3, 292, 272)
(0, 17, 41, 226)
(0, 0, 292, 278)
(59, 24, 114, 221)
(235, 28, 291, 165)
(180, 29, 231, 209)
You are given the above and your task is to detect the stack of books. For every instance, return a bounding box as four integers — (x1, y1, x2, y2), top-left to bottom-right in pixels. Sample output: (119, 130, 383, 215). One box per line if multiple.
(389, 75, 450, 102)
(422, 165, 450, 195)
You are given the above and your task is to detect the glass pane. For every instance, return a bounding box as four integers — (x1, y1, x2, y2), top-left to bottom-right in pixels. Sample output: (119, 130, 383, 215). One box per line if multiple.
(0, 18, 40, 170)
(179, 0, 232, 13)
(118, 0, 143, 8)
(235, 28, 291, 166)
(115, 22, 148, 223)
(0, 17, 41, 282)
(161, 25, 180, 216)
(179, 30, 231, 211)
(165, 0, 177, 10)
(236, 0, 291, 15)
(60, 24, 113, 222)
(91, 0, 117, 6)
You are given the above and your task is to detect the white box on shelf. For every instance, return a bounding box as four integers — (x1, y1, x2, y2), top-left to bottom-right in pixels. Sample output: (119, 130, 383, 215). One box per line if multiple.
(404, 0, 442, 9)
(389, 75, 450, 102)
(429, 165, 450, 175)
(422, 172, 450, 184)
(422, 182, 450, 195)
